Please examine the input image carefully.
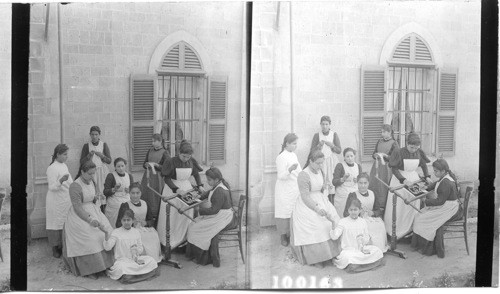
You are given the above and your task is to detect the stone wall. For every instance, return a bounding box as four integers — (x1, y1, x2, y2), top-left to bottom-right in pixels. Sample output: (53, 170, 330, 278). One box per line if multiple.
(27, 2, 246, 238)
(250, 1, 481, 226)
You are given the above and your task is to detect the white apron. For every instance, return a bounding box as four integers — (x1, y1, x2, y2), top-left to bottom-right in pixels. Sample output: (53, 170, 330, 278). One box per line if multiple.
(105, 172, 131, 229)
(292, 167, 340, 246)
(126, 200, 162, 262)
(319, 131, 339, 195)
(331, 217, 384, 269)
(89, 141, 109, 207)
(413, 174, 459, 241)
(274, 150, 302, 218)
(356, 191, 388, 252)
(187, 183, 234, 250)
(103, 227, 158, 280)
(334, 162, 359, 217)
(64, 178, 113, 258)
(384, 159, 421, 239)
(158, 167, 194, 248)
(46, 161, 73, 230)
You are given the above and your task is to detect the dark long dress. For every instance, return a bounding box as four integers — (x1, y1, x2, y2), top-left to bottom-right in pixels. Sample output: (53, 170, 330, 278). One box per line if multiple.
(368, 138, 399, 219)
(140, 147, 169, 228)
(185, 185, 234, 267)
(411, 178, 462, 258)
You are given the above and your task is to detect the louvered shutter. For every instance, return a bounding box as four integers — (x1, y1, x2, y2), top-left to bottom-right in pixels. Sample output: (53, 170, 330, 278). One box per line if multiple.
(436, 68, 458, 156)
(207, 76, 228, 165)
(129, 75, 156, 171)
(360, 65, 386, 161)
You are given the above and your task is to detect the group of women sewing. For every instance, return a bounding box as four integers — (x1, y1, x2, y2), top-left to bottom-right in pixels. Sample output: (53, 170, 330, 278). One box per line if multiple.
(45, 126, 236, 282)
(274, 115, 463, 272)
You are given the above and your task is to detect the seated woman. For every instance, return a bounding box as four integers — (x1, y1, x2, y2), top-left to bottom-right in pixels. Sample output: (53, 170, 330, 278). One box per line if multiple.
(330, 199, 384, 273)
(116, 182, 162, 262)
(411, 159, 461, 258)
(62, 160, 114, 279)
(104, 157, 134, 228)
(332, 147, 362, 217)
(186, 167, 235, 267)
(290, 150, 341, 268)
(102, 209, 159, 284)
(343, 173, 388, 253)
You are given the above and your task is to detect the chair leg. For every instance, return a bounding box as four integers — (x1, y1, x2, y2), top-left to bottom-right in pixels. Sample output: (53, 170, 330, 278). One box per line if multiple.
(238, 232, 244, 264)
(0, 242, 3, 262)
(464, 223, 470, 255)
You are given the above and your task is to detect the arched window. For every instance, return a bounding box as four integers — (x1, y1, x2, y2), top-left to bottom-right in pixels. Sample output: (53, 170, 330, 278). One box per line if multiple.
(360, 32, 457, 160)
(130, 39, 228, 170)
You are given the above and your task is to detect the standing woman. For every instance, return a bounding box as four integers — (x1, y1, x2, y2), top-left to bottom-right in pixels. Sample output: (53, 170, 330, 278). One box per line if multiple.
(63, 160, 114, 279)
(368, 124, 399, 219)
(186, 167, 235, 267)
(140, 133, 170, 228)
(411, 159, 461, 258)
(46, 144, 73, 258)
(332, 148, 362, 217)
(384, 133, 430, 239)
(158, 140, 205, 250)
(274, 133, 302, 247)
(310, 116, 342, 203)
(103, 158, 134, 228)
(79, 126, 112, 213)
(290, 150, 341, 268)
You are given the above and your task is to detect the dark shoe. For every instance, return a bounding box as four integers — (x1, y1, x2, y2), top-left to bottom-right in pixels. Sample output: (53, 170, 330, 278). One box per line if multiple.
(280, 234, 289, 247)
(86, 273, 98, 280)
(52, 246, 61, 258)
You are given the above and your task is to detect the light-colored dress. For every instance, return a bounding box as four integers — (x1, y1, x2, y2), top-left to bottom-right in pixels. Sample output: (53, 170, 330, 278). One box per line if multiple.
(88, 141, 110, 207)
(274, 150, 302, 219)
(384, 159, 420, 238)
(352, 191, 388, 252)
(319, 131, 339, 195)
(334, 162, 360, 217)
(64, 178, 113, 258)
(330, 217, 383, 269)
(105, 171, 131, 229)
(103, 227, 158, 280)
(187, 183, 234, 250)
(46, 161, 73, 230)
(413, 174, 459, 241)
(125, 200, 162, 262)
(158, 168, 194, 248)
(293, 167, 339, 246)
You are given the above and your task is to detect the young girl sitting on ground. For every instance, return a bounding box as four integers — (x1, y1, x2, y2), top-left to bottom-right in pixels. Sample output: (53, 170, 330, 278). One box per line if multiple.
(116, 183, 162, 262)
(101, 209, 159, 284)
(329, 198, 384, 273)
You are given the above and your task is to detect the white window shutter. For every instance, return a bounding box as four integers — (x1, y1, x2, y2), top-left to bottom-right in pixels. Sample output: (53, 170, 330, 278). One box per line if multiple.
(207, 76, 228, 165)
(360, 65, 386, 161)
(436, 68, 458, 156)
(129, 74, 157, 171)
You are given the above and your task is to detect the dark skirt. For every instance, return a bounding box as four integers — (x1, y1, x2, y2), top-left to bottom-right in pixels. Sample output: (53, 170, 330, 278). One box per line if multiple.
(369, 160, 391, 217)
(61, 228, 114, 277)
(410, 207, 463, 258)
(119, 268, 160, 284)
(345, 258, 385, 273)
(47, 229, 62, 247)
(185, 236, 221, 267)
(411, 226, 445, 258)
(140, 171, 164, 227)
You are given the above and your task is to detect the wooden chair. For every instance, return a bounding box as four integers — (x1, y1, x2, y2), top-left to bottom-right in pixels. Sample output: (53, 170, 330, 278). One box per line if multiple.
(0, 191, 4, 262)
(443, 186, 473, 255)
(218, 194, 246, 263)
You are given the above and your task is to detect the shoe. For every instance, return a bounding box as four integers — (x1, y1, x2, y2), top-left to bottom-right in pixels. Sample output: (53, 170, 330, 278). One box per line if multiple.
(280, 234, 289, 247)
(52, 246, 61, 258)
(86, 273, 98, 280)
(313, 262, 324, 269)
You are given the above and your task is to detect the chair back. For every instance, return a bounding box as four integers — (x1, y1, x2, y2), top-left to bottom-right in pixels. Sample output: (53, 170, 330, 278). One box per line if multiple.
(463, 186, 473, 220)
(236, 195, 246, 231)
